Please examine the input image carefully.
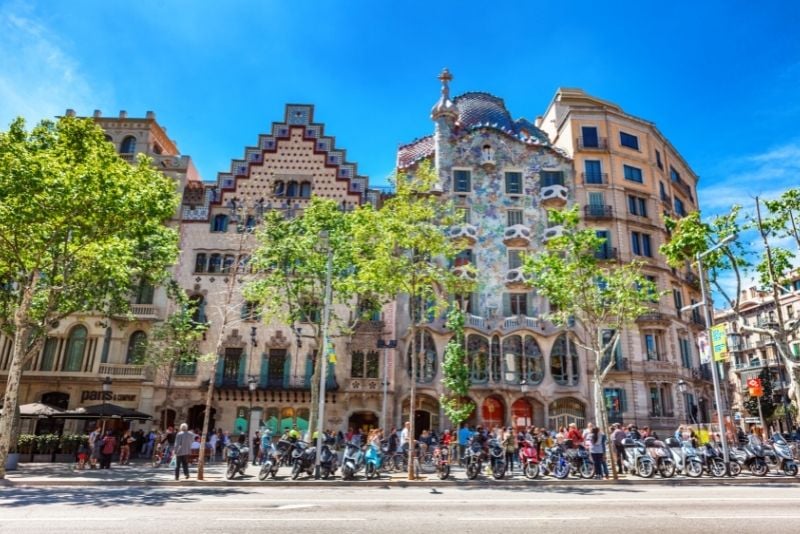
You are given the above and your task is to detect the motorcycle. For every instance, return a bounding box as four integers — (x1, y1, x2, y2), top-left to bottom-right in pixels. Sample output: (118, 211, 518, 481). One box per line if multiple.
(518, 439, 540, 479)
(621, 438, 655, 478)
(541, 446, 570, 479)
(258, 442, 279, 480)
(364, 442, 383, 479)
(700, 442, 727, 477)
(564, 440, 594, 479)
(341, 441, 365, 480)
(290, 440, 316, 480)
(433, 444, 451, 480)
(769, 433, 798, 476)
(665, 437, 703, 478)
(465, 440, 484, 480)
(644, 437, 676, 478)
(730, 435, 768, 477)
(225, 442, 250, 480)
(487, 438, 507, 479)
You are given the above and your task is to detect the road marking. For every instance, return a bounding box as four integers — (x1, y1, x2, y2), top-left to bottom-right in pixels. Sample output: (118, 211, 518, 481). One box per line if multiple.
(218, 518, 366, 522)
(193, 496, 800, 504)
(0, 518, 129, 521)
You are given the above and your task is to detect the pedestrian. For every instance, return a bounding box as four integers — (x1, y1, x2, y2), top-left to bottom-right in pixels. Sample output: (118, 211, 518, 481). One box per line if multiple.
(503, 427, 516, 472)
(77, 440, 89, 470)
(399, 421, 411, 452)
(457, 423, 471, 465)
(252, 431, 261, 465)
(611, 423, 626, 474)
(100, 430, 117, 469)
(566, 423, 582, 447)
(119, 430, 132, 465)
(142, 429, 156, 459)
(88, 425, 102, 469)
(174, 423, 195, 480)
(590, 426, 609, 479)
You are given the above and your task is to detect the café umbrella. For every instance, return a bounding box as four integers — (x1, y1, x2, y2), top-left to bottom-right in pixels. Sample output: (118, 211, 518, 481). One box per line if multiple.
(0, 402, 65, 419)
(52, 403, 152, 421)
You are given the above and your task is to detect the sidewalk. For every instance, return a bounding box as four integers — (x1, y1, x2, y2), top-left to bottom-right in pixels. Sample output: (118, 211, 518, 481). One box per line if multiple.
(4, 460, 800, 487)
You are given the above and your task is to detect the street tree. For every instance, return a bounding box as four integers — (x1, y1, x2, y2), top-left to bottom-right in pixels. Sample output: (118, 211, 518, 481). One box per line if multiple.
(743, 369, 776, 423)
(0, 117, 179, 477)
(660, 190, 800, 429)
(440, 305, 474, 431)
(350, 161, 474, 479)
(523, 206, 657, 479)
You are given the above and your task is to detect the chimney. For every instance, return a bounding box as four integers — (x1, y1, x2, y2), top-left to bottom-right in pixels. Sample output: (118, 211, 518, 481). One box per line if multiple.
(93, 110, 102, 118)
(119, 110, 127, 119)
(65, 109, 76, 117)
(146, 111, 155, 119)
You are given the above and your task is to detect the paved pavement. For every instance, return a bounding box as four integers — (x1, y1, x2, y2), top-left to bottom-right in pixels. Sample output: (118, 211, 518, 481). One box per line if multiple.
(2, 483, 800, 533)
(5, 459, 800, 486)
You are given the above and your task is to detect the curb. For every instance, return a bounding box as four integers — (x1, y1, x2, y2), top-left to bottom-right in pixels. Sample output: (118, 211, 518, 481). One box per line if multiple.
(6, 476, 800, 488)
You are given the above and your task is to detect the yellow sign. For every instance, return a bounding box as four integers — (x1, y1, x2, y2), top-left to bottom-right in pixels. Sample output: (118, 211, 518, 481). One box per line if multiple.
(326, 341, 336, 363)
(710, 325, 728, 362)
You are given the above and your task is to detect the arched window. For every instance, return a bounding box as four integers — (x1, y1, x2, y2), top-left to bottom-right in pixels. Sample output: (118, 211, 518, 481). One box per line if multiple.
(548, 397, 586, 430)
(212, 214, 229, 232)
(126, 330, 147, 364)
(503, 335, 523, 384)
(40, 337, 58, 371)
(287, 181, 298, 197)
(62, 326, 87, 372)
(467, 334, 489, 384)
(194, 253, 207, 273)
(551, 333, 579, 386)
(299, 181, 312, 198)
(523, 335, 544, 384)
(208, 254, 222, 273)
(222, 254, 236, 273)
(120, 136, 137, 154)
(406, 330, 436, 383)
(273, 181, 285, 196)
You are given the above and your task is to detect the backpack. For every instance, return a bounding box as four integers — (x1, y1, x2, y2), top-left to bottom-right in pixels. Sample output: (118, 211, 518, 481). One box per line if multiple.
(102, 436, 116, 455)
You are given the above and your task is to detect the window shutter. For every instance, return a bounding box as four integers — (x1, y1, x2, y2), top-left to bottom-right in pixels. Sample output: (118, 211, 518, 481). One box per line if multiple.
(240, 302, 249, 320)
(502, 293, 511, 317)
(471, 291, 481, 316)
(214, 355, 224, 386)
(283, 355, 291, 388)
(259, 353, 269, 388)
(304, 356, 313, 388)
(621, 388, 627, 412)
(237, 352, 247, 387)
(526, 291, 536, 317)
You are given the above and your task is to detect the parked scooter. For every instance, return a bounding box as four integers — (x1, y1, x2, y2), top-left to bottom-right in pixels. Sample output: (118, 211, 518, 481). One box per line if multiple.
(290, 440, 316, 480)
(564, 440, 594, 479)
(518, 439, 541, 479)
(364, 441, 383, 479)
(433, 444, 451, 480)
(225, 441, 250, 480)
(465, 440, 484, 480)
(645, 437, 676, 478)
(769, 433, 798, 476)
(258, 442, 279, 480)
(541, 446, 571, 479)
(621, 438, 655, 478)
(700, 442, 727, 477)
(341, 441, 365, 480)
(666, 437, 703, 478)
(487, 438, 507, 479)
(730, 435, 769, 477)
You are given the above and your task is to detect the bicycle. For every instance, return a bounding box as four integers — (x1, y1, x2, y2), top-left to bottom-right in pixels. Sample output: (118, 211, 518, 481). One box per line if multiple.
(151, 444, 173, 468)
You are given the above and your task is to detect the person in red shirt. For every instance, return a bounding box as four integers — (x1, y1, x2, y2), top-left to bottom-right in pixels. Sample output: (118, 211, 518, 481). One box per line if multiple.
(566, 423, 583, 447)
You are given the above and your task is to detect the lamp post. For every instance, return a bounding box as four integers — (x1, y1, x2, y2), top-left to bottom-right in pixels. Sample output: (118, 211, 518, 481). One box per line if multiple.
(247, 376, 257, 445)
(377, 339, 397, 430)
(101, 376, 112, 432)
(696, 233, 736, 472)
(314, 231, 334, 479)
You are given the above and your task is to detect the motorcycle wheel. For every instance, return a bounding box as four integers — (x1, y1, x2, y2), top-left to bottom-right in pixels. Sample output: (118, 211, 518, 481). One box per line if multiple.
(524, 462, 540, 480)
(785, 462, 799, 477)
(554, 461, 570, 479)
(659, 459, 676, 479)
(342, 466, 354, 480)
(291, 463, 302, 480)
(438, 464, 450, 480)
(579, 460, 595, 479)
(710, 458, 726, 478)
(729, 461, 742, 477)
(493, 460, 506, 480)
(226, 462, 237, 480)
(258, 463, 271, 481)
(685, 459, 703, 478)
(751, 458, 768, 477)
(365, 463, 375, 480)
(466, 462, 480, 480)
(637, 459, 655, 478)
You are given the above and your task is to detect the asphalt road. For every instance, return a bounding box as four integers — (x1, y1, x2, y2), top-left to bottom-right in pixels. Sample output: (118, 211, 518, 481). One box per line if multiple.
(2, 484, 800, 533)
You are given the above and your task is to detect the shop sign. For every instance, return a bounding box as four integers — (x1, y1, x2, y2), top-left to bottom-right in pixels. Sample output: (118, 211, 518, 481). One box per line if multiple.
(80, 390, 137, 403)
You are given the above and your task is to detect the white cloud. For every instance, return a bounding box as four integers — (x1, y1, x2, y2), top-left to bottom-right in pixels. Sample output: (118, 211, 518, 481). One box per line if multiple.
(0, 3, 106, 128)
(698, 141, 800, 213)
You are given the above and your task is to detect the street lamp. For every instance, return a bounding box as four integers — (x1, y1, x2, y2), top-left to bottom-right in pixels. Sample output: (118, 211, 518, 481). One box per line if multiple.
(101, 376, 112, 432)
(696, 233, 736, 471)
(247, 375, 257, 444)
(377, 338, 397, 430)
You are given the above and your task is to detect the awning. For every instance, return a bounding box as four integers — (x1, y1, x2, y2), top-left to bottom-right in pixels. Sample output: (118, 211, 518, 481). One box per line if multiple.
(52, 403, 152, 421)
(0, 402, 65, 419)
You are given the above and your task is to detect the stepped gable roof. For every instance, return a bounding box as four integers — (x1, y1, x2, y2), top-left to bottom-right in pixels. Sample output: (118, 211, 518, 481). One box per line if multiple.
(397, 135, 435, 169)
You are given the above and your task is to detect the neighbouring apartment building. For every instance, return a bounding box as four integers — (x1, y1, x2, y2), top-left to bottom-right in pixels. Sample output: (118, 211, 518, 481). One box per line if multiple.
(716, 275, 800, 433)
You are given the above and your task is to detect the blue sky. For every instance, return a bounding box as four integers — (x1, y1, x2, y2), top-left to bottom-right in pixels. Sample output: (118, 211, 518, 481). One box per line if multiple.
(1, 0, 799, 212)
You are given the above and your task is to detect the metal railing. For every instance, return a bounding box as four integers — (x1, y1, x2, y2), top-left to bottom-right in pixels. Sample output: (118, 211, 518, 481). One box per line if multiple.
(583, 205, 613, 219)
(594, 248, 618, 261)
(577, 137, 608, 150)
(98, 363, 146, 378)
(581, 172, 608, 185)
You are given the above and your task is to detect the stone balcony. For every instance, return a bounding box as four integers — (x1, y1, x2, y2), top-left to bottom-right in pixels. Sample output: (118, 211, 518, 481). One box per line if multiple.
(503, 224, 532, 247)
(505, 267, 532, 288)
(543, 225, 564, 242)
(540, 184, 568, 207)
(448, 223, 478, 245)
(98, 363, 147, 380)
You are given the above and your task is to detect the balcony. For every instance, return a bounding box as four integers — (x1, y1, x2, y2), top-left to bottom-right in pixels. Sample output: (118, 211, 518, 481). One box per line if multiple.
(594, 248, 618, 261)
(543, 225, 564, 242)
(505, 267, 532, 288)
(448, 222, 478, 245)
(581, 172, 608, 185)
(98, 363, 146, 379)
(503, 224, 532, 247)
(131, 304, 159, 319)
(757, 317, 780, 329)
(649, 411, 676, 419)
(599, 356, 630, 372)
(577, 137, 608, 150)
(636, 311, 670, 325)
(502, 315, 540, 331)
(453, 264, 477, 281)
(540, 185, 568, 207)
(583, 205, 613, 220)
(684, 270, 701, 290)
